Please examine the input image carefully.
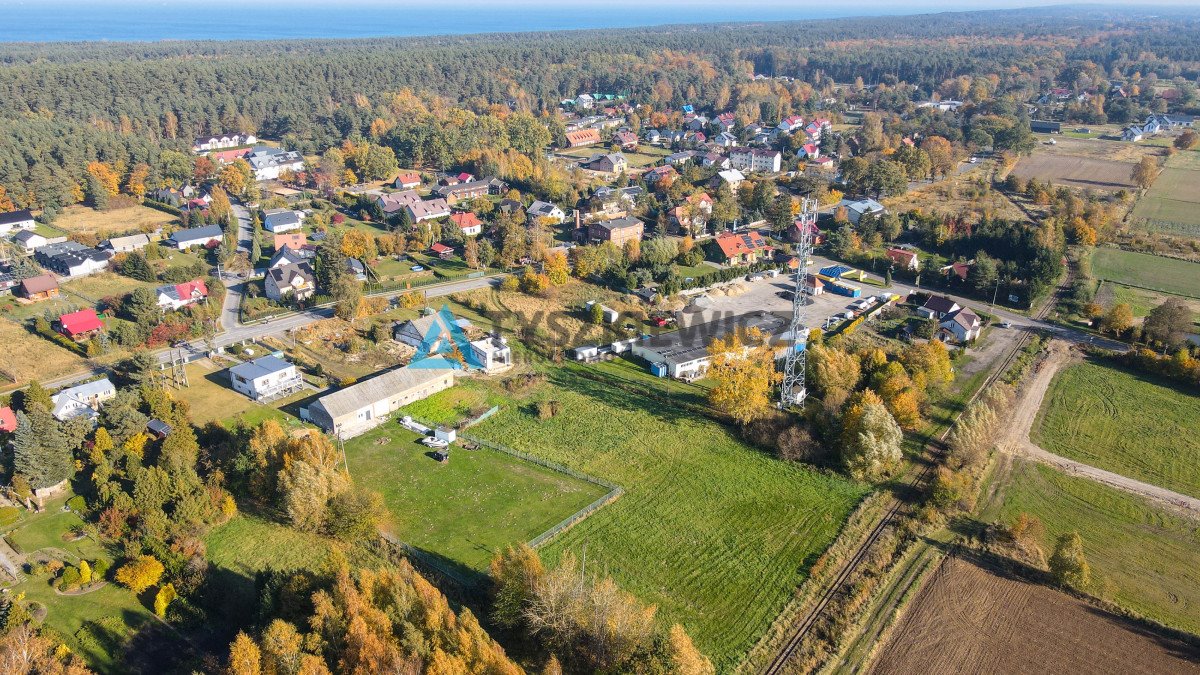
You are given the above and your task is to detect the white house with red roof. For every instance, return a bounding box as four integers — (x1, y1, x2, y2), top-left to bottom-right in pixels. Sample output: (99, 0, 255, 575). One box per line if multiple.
(778, 115, 805, 133)
(885, 247, 920, 271)
(800, 142, 820, 159)
(156, 279, 210, 311)
(57, 309, 104, 341)
(449, 212, 483, 237)
(430, 242, 455, 258)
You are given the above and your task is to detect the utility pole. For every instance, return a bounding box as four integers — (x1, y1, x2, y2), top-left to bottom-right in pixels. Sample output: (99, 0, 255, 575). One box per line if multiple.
(991, 275, 1000, 309)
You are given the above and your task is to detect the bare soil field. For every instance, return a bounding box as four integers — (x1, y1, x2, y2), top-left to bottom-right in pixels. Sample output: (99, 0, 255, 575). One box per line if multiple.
(870, 556, 1200, 675)
(1033, 135, 1161, 163)
(1011, 154, 1138, 191)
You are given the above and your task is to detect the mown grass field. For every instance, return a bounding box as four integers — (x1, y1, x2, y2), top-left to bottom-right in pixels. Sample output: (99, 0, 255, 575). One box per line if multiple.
(172, 361, 308, 426)
(1091, 247, 1200, 298)
(204, 514, 334, 576)
(3, 497, 158, 673)
(412, 366, 869, 668)
(342, 421, 606, 573)
(1130, 156, 1200, 236)
(1096, 281, 1200, 326)
(981, 459, 1200, 635)
(53, 204, 178, 236)
(1032, 360, 1200, 499)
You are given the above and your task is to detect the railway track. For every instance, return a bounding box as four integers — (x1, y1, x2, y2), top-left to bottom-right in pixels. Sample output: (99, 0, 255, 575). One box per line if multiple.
(761, 281, 1064, 675)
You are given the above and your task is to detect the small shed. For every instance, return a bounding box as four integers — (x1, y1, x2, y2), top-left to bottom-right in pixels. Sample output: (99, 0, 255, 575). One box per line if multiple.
(146, 419, 172, 439)
(434, 427, 457, 444)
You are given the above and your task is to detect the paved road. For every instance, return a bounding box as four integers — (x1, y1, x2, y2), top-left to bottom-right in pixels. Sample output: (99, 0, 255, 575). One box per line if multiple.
(1002, 341, 1200, 517)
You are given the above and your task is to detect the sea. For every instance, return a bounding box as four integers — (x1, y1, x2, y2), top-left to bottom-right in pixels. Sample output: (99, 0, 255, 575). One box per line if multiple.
(0, 1, 995, 43)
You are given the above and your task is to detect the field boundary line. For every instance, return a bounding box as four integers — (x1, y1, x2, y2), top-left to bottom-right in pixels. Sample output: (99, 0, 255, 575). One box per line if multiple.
(1093, 276, 1200, 301)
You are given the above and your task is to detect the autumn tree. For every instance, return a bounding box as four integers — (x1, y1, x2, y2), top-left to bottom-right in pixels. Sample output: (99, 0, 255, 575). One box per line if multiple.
(1131, 156, 1160, 190)
(544, 251, 569, 286)
(668, 624, 715, 675)
(490, 544, 547, 629)
(278, 433, 348, 532)
(707, 327, 779, 425)
(154, 583, 176, 617)
(1049, 531, 1090, 589)
(839, 389, 903, 481)
(125, 163, 150, 200)
(808, 344, 862, 406)
(115, 555, 164, 593)
(209, 186, 233, 224)
(920, 136, 955, 178)
(1101, 302, 1134, 336)
(1142, 298, 1194, 350)
(226, 632, 262, 675)
(219, 159, 254, 197)
(86, 161, 120, 197)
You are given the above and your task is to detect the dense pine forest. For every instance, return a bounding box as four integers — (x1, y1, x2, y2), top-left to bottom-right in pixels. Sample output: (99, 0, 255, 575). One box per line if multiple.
(1, 6, 1198, 212)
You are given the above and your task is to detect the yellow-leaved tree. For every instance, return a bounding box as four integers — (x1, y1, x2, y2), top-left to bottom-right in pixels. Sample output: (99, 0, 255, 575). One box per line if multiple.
(706, 327, 780, 425)
(115, 555, 164, 594)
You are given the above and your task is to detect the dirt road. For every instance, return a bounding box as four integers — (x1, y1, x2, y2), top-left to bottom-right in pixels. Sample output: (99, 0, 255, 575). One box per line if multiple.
(1001, 341, 1200, 517)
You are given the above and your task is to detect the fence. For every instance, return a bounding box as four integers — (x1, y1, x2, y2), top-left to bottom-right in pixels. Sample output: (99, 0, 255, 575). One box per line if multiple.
(406, 413, 624, 549)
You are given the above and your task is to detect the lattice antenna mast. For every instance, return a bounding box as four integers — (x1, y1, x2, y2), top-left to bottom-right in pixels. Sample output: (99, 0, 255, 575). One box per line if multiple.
(781, 198, 817, 408)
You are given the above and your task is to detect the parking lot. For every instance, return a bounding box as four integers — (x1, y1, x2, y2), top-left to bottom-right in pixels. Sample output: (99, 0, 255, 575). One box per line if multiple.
(677, 258, 904, 332)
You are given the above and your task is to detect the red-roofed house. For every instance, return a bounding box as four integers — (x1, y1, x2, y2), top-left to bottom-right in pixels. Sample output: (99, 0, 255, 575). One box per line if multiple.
(58, 309, 104, 341)
(274, 232, 307, 251)
(394, 172, 422, 189)
(0, 406, 16, 433)
(449, 212, 484, 237)
(614, 131, 639, 150)
(885, 248, 920, 271)
(788, 219, 823, 246)
(430, 242, 455, 259)
(942, 261, 971, 281)
(565, 128, 602, 148)
(713, 231, 774, 265)
(457, 172, 475, 183)
(208, 148, 252, 165)
(156, 279, 210, 311)
(801, 142, 819, 159)
(778, 115, 805, 133)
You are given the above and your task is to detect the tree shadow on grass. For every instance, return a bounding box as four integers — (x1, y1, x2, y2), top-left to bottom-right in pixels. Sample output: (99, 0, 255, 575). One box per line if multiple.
(544, 366, 705, 427)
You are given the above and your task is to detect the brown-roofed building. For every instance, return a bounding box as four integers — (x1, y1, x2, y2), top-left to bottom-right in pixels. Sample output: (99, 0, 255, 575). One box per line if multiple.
(17, 274, 59, 301)
(274, 232, 307, 251)
(885, 247, 919, 271)
(565, 128, 602, 148)
(588, 216, 644, 247)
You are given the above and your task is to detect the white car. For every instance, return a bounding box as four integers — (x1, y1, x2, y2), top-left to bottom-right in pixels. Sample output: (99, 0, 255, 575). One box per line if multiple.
(421, 437, 449, 449)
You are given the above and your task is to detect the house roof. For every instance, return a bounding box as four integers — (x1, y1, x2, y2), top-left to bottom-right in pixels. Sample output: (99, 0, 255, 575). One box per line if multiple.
(430, 242, 453, 254)
(230, 355, 294, 381)
(264, 209, 301, 230)
(715, 231, 772, 258)
(0, 209, 33, 226)
(407, 198, 451, 220)
(638, 312, 788, 366)
(449, 212, 482, 230)
(104, 233, 151, 249)
(528, 200, 563, 217)
(161, 279, 209, 303)
(313, 358, 457, 419)
(922, 294, 960, 314)
(19, 274, 57, 294)
(13, 230, 44, 245)
(395, 171, 422, 185)
(59, 309, 103, 336)
(268, 261, 314, 286)
(885, 248, 918, 264)
(591, 216, 642, 232)
(944, 308, 980, 330)
(51, 377, 115, 411)
(565, 129, 602, 146)
(274, 232, 306, 250)
(170, 224, 223, 243)
(0, 406, 15, 433)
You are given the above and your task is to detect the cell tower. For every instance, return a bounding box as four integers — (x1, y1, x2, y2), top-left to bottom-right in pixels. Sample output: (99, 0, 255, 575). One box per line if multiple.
(781, 198, 817, 408)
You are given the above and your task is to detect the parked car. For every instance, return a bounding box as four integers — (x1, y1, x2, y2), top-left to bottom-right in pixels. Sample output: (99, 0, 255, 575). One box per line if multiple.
(410, 265, 425, 272)
(421, 437, 449, 449)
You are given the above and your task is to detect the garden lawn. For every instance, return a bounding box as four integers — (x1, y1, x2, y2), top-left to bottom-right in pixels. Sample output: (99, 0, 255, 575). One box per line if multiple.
(1098, 281, 1200, 325)
(52, 204, 178, 236)
(342, 423, 607, 575)
(1032, 359, 1200, 499)
(981, 459, 1200, 635)
(432, 368, 868, 669)
(204, 514, 334, 576)
(1091, 248, 1200, 298)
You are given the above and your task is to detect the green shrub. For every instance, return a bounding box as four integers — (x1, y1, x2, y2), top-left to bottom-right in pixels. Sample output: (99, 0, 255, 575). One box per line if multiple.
(66, 496, 87, 514)
(59, 566, 81, 590)
(92, 558, 111, 580)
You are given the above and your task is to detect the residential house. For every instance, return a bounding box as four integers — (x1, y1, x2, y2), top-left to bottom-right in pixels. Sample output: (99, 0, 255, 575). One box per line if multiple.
(263, 209, 303, 233)
(265, 262, 315, 301)
(715, 169, 746, 188)
(305, 358, 458, 438)
(0, 209, 35, 236)
(575, 93, 595, 110)
(229, 355, 304, 401)
(449, 212, 484, 237)
(715, 132, 738, 148)
(102, 233, 151, 253)
(940, 307, 982, 342)
(729, 147, 782, 173)
(582, 153, 628, 174)
(1146, 114, 1195, 129)
(788, 219, 822, 246)
(57, 309, 104, 341)
(377, 190, 423, 217)
(807, 156, 836, 173)
(1121, 125, 1145, 142)
(498, 199, 523, 216)
(778, 115, 805, 133)
(669, 193, 714, 237)
(916, 294, 961, 320)
(168, 225, 223, 250)
(686, 116, 709, 132)
(470, 335, 513, 373)
(842, 198, 886, 224)
(527, 201, 566, 225)
(246, 146, 305, 181)
(941, 261, 971, 281)
(885, 247, 919, 271)
(800, 143, 820, 160)
(0, 406, 16, 434)
(430, 242, 455, 259)
(0, 272, 16, 296)
(664, 151, 697, 166)
(588, 216, 644, 246)
(614, 131, 638, 150)
(714, 231, 773, 265)
(12, 230, 48, 253)
(1030, 120, 1061, 134)
(156, 279, 209, 311)
(192, 132, 257, 152)
(393, 312, 474, 350)
(50, 377, 116, 422)
(406, 198, 452, 223)
(699, 152, 730, 169)
(35, 242, 109, 278)
(644, 129, 663, 145)
(435, 179, 501, 204)
(273, 232, 306, 251)
(345, 258, 368, 283)
(565, 128, 602, 148)
(394, 172, 422, 189)
(715, 112, 736, 131)
(268, 244, 316, 269)
(17, 274, 58, 300)
(644, 165, 679, 185)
